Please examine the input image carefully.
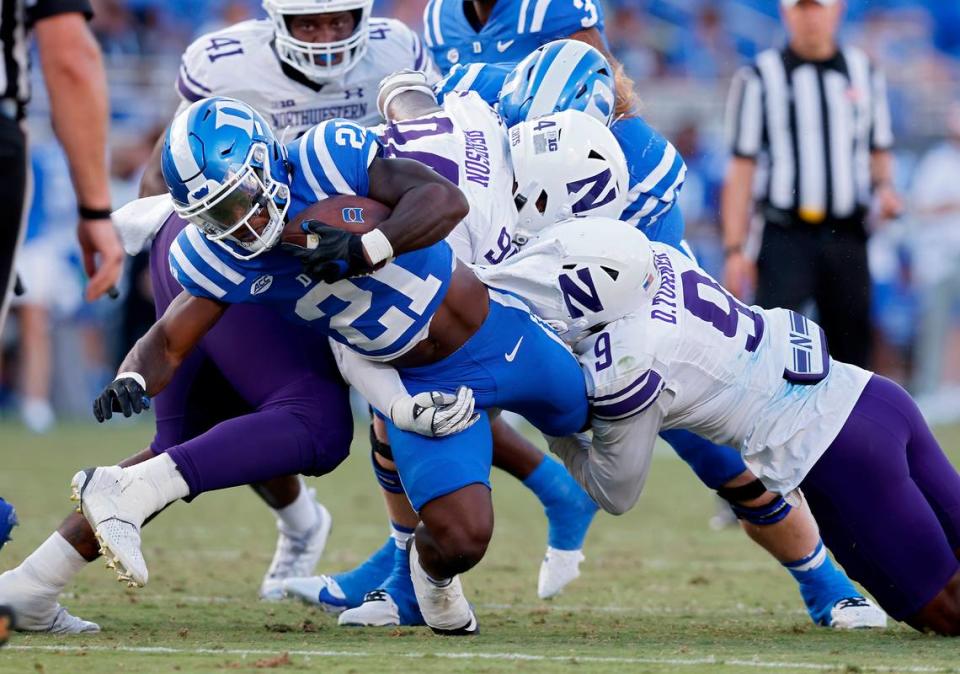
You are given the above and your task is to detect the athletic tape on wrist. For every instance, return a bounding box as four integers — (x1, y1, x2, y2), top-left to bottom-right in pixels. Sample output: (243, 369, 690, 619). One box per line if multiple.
(361, 229, 394, 266)
(116, 371, 146, 390)
(380, 84, 437, 118)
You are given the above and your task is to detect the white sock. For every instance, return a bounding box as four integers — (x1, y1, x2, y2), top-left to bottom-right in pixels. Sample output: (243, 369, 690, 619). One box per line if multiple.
(122, 454, 190, 522)
(18, 532, 88, 595)
(274, 477, 318, 534)
(390, 522, 414, 550)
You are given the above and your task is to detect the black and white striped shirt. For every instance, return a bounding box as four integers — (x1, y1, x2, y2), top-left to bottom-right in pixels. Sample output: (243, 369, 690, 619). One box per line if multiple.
(726, 46, 893, 223)
(0, 0, 91, 117)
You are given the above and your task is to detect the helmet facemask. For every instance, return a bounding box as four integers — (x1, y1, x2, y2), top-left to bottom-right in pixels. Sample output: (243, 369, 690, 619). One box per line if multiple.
(175, 143, 290, 260)
(264, 1, 372, 82)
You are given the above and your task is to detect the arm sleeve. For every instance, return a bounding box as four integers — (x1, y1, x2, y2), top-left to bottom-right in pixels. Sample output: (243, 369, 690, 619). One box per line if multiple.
(26, 0, 92, 26)
(546, 400, 664, 516)
(725, 66, 764, 160)
(869, 66, 894, 152)
(330, 340, 409, 416)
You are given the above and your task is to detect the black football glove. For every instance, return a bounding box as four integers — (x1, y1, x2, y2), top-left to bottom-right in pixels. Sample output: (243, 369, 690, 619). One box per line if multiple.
(93, 376, 151, 422)
(279, 220, 373, 283)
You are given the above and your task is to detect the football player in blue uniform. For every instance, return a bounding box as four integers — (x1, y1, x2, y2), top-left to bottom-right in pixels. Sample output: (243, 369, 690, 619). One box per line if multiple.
(423, 0, 604, 75)
(72, 97, 605, 635)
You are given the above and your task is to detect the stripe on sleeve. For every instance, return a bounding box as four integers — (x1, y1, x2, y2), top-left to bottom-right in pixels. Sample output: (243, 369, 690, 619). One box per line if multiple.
(530, 0, 553, 32)
(184, 226, 245, 285)
(297, 128, 329, 202)
(170, 238, 227, 299)
(517, 0, 533, 33)
(591, 370, 664, 421)
(315, 124, 357, 196)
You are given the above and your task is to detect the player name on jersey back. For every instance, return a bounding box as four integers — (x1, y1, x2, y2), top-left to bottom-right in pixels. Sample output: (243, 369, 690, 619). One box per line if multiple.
(379, 92, 518, 266)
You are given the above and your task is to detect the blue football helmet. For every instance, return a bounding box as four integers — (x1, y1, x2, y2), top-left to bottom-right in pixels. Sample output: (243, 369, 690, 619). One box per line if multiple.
(162, 97, 291, 260)
(498, 40, 615, 129)
(0, 498, 17, 552)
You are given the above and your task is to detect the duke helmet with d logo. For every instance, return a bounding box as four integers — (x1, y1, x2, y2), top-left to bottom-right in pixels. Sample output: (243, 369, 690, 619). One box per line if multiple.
(510, 110, 628, 242)
(263, 0, 374, 82)
(478, 218, 658, 344)
(498, 39, 615, 128)
(161, 97, 291, 260)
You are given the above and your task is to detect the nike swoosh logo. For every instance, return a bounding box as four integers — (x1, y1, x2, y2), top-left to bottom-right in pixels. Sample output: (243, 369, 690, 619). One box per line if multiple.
(504, 336, 523, 362)
(496, 40, 515, 53)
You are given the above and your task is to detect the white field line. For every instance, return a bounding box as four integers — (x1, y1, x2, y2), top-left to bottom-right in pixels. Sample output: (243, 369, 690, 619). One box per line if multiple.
(7, 644, 956, 673)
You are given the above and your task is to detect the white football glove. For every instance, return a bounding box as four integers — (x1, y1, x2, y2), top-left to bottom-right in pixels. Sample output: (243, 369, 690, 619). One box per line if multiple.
(389, 386, 480, 438)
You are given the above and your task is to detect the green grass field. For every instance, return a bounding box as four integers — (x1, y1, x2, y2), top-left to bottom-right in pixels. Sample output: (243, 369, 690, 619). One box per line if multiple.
(2, 420, 960, 674)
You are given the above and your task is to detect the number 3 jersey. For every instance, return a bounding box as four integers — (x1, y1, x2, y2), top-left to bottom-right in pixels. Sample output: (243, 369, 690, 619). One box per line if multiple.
(378, 91, 518, 266)
(177, 18, 438, 136)
(168, 119, 454, 362)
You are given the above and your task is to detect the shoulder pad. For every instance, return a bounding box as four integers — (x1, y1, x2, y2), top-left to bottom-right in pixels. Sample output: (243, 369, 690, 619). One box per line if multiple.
(177, 21, 269, 102)
(577, 314, 664, 421)
(525, 0, 603, 35)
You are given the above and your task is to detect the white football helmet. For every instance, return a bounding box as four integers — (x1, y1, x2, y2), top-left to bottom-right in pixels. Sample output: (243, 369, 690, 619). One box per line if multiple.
(477, 217, 660, 344)
(263, 0, 373, 82)
(509, 110, 628, 243)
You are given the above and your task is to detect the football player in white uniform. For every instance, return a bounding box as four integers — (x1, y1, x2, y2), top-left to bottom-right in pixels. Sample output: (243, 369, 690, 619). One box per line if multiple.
(480, 218, 960, 635)
(140, 1, 436, 196)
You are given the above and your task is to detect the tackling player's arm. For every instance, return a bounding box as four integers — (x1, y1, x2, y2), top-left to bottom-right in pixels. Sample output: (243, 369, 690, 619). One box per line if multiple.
(139, 133, 169, 198)
(93, 293, 227, 421)
(547, 401, 664, 516)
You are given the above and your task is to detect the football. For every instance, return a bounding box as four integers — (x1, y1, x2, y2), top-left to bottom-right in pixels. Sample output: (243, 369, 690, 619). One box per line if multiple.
(282, 195, 391, 249)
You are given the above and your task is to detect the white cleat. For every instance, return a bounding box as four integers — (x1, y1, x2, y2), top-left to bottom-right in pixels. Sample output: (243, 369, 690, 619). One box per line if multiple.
(829, 596, 888, 629)
(281, 575, 348, 613)
(537, 547, 585, 599)
(337, 590, 400, 627)
(0, 569, 100, 634)
(71, 467, 148, 587)
(259, 498, 332, 601)
(408, 539, 478, 636)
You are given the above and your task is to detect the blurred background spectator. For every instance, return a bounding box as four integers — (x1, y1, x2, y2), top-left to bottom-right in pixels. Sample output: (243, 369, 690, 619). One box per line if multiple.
(4, 0, 959, 429)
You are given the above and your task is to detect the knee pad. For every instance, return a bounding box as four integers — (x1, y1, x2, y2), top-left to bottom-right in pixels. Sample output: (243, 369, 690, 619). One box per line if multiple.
(370, 446, 404, 495)
(369, 422, 394, 461)
(717, 479, 793, 526)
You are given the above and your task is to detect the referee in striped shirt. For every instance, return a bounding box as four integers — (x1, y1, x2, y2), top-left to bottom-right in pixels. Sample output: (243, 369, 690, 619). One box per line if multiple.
(721, 0, 901, 368)
(0, 0, 122, 334)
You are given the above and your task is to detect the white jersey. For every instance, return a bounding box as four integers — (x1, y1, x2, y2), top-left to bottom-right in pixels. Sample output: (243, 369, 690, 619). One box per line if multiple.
(574, 243, 872, 495)
(379, 92, 517, 265)
(177, 18, 438, 136)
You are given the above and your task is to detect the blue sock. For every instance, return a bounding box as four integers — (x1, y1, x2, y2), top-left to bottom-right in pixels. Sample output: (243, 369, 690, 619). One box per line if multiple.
(784, 540, 860, 626)
(332, 536, 395, 607)
(382, 542, 424, 625)
(523, 455, 598, 550)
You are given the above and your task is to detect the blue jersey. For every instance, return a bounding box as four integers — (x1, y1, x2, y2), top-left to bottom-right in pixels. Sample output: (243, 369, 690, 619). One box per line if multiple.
(434, 61, 687, 245)
(423, 0, 604, 74)
(169, 119, 455, 362)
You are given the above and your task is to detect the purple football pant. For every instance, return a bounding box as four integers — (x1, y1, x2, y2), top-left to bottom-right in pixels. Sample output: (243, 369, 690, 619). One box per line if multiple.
(801, 375, 960, 621)
(147, 215, 353, 496)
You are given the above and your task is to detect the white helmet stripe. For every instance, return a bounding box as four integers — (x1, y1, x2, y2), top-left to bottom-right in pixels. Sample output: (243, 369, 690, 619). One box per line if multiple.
(169, 110, 207, 193)
(528, 42, 587, 119)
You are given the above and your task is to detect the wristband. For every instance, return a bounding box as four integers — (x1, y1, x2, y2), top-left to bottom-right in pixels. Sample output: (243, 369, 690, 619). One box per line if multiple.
(723, 244, 743, 259)
(79, 205, 113, 220)
(361, 229, 395, 266)
(116, 371, 147, 390)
